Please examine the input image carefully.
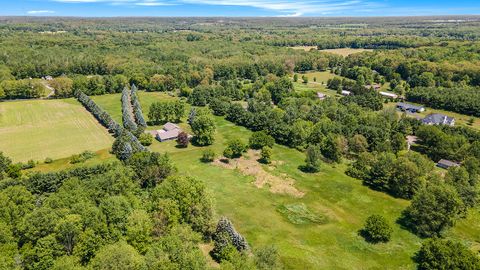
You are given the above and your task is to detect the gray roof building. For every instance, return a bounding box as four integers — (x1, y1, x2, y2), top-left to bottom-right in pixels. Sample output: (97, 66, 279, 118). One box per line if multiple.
(397, 102, 425, 113)
(156, 122, 182, 142)
(422, 113, 455, 126)
(436, 159, 460, 169)
(163, 122, 180, 131)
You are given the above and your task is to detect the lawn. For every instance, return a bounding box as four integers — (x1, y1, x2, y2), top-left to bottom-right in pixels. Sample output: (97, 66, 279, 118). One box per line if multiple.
(0, 99, 113, 162)
(30, 92, 480, 269)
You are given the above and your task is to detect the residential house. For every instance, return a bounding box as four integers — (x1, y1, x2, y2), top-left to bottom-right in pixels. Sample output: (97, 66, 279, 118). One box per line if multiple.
(156, 122, 182, 142)
(422, 113, 455, 126)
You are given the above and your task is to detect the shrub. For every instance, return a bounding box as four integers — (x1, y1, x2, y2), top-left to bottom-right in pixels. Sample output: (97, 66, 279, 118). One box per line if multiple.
(249, 131, 275, 150)
(260, 146, 272, 164)
(176, 132, 189, 148)
(360, 215, 392, 243)
(201, 149, 215, 163)
(70, 151, 96, 164)
(44, 157, 53, 164)
(223, 139, 247, 159)
(138, 133, 153, 146)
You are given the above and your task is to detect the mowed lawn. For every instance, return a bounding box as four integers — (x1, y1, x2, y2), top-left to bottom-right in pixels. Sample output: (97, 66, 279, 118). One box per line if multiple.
(0, 99, 113, 162)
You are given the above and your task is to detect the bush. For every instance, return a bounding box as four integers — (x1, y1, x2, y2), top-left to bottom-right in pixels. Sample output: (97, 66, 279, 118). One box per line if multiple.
(44, 157, 53, 164)
(201, 149, 215, 163)
(138, 133, 153, 146)
(223, 139, 247, 159)
(249, 131, 275, 150)
(260, 146, 272, 164)
(176, 132, 189, 148)
(70, 151, 96, 164)
(360, 215, 392, 243)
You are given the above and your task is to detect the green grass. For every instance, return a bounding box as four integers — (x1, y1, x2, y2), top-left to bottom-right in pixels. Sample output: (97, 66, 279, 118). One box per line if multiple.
(0, 99, 113, 162)
(30, 93, 480, 269)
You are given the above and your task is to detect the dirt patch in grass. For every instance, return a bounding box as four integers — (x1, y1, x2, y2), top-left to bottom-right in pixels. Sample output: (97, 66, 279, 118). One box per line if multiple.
(213, 150, 305, 198)
(277, 203, 329, 225)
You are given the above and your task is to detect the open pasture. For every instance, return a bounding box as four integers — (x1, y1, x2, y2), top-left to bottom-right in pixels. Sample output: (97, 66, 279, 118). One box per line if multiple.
(320, 48, 373, 56)
(0, 99, 113, 162)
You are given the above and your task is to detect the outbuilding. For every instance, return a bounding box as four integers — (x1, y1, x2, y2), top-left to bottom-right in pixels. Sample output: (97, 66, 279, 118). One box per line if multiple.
(436, 159, 460, 169)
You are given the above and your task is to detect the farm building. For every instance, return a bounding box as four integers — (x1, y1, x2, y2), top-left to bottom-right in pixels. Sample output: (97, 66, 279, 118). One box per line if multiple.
(436, 159, 460, 169)
(379, 91, 398, 99)
(156, 122, 182, 142)
(422, 113, 455, 126)
(397, 102, 425, 113)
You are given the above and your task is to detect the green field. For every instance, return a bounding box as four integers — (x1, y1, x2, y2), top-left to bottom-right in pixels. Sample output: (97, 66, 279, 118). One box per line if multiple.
(30, 93, 480, 269)
(0, 99, 113, 162)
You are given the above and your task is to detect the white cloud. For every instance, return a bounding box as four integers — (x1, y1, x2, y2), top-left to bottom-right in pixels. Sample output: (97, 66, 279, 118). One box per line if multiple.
(178, 0, 374, 15)
(50, 0, 381, 15)
(27, 10, 56, 14)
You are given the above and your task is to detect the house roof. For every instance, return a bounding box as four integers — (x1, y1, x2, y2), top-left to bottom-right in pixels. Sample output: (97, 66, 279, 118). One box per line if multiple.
(341, 90, 351, 95)
(163, 122, 180, 131)
(422, 113, 455, 125)
(157, 129, 181, 141)
(437, 159, 460, 168)
(317, 92, 326, 99)
(397, 102, 424, 111)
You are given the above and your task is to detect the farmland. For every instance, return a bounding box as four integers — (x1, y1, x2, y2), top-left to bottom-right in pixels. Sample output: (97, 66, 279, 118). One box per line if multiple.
(0, 99, 113, 162)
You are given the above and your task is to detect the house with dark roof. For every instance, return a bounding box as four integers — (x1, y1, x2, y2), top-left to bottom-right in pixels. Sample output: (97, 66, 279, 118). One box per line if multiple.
(436, 159, 460, 169)
(156, 122, 182, 142)
(397, 102, 425, 113)
(422, 113, 455, 126)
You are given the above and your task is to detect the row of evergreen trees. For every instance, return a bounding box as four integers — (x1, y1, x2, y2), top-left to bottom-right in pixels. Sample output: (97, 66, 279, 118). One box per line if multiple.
(130, 84, 147, 128)
(121, 86, 138, 131)
(75, 90, 145, 152)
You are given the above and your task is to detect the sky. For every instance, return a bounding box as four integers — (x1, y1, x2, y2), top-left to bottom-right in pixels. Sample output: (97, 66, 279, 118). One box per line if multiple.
(2, 0, 480, 17)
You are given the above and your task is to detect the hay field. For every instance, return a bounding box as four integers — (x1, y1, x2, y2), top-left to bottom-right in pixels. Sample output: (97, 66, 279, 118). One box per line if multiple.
(0, 99, 113, 162)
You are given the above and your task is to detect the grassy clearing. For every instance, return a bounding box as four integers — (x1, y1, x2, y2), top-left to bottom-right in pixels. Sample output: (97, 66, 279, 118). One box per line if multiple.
(0, 99, 113, 162)
(29, 92, 480, 269)
(288, 46, 317, 51)
(320, 48, 373, 56)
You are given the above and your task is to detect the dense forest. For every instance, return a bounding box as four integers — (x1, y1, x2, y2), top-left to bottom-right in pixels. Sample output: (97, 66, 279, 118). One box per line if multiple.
(1, 16, 480, 269)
